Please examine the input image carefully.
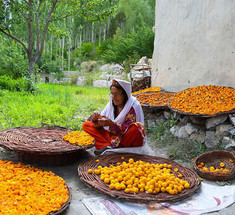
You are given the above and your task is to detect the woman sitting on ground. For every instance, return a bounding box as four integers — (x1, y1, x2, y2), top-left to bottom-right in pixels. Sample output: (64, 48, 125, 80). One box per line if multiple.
(82, 79, 146, 155)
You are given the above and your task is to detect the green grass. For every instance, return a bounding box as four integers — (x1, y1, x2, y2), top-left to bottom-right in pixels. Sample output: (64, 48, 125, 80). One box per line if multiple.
(0, 83, 109, 131)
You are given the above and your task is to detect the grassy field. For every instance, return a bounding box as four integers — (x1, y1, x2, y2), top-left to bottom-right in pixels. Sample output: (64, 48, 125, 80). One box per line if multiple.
(0, 83, 110, 131)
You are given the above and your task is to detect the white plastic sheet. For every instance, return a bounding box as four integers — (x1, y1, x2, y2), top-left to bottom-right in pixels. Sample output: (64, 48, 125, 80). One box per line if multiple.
(82, 181, 235, 215)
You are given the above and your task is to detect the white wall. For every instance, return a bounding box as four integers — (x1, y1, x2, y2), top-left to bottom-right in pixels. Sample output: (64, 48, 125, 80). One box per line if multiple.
(152, 0, 235, 92)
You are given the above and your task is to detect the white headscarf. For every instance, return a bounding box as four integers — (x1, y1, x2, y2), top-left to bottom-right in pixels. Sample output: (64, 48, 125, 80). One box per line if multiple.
(101, 79, 144, 125)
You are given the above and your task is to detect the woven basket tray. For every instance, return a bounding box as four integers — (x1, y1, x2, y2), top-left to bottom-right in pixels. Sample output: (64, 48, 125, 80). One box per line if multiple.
(193, 150, 235, 181)
(50, 183, 71, 215)
(133, 91, 175, 110)
(78, 153, 201, 203)
(168, 104, 235, 118)
(0, 127, 94, 166)
(168, 86, 235, 117)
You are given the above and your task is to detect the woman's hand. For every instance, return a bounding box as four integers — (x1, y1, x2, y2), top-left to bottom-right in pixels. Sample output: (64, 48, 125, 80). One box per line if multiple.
(98, 116, 114, 127)
(92, 110, 101, 122)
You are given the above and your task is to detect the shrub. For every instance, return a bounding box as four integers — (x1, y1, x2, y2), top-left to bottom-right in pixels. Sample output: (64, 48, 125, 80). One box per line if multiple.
(0, 76, 29, 92)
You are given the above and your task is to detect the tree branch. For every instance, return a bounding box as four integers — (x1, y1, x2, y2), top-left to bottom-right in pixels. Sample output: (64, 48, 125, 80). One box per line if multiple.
(0, 29, 27, 51)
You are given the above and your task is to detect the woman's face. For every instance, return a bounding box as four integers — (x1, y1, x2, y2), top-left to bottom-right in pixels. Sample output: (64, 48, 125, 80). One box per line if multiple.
(110, 86, 125, 107)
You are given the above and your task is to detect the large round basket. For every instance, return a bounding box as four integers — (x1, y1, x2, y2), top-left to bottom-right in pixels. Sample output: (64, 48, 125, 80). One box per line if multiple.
(168, 86, 235, 117)
(133, 91, 175, 110)
(78, 153, 201, 203)
(0, 127, 94, 166)
(50, 184, 71, 215)
(193, 150, 235, 181)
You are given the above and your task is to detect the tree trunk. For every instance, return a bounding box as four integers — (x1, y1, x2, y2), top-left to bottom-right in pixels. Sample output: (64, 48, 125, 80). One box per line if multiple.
(62, 37, 64, 72)
(103, 22, 106, 41)
(99, 23, 102, 46)
(68, 36, 71, 71)
(51, 34, 53, 60)
(91, 22, 94, 44)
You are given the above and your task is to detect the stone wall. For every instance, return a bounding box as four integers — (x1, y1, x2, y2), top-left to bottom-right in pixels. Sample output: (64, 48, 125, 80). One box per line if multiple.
(144, 107, 235, 151)
(152, 0, 235, 92)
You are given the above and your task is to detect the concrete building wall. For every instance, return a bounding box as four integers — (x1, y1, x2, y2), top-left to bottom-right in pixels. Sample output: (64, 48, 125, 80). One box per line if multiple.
(152, 0, 235, 92)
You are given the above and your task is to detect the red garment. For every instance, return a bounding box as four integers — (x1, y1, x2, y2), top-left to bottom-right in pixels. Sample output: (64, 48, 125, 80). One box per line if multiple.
(82, 121, 144, 150)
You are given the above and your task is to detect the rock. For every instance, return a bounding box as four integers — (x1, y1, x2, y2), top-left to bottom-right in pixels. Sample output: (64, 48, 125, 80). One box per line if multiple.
(163, 111, 171, 119)
(178, 126, 189, 138)
(137, 56, 149, 65)
(170, 125, 180, 137)
(147, 120, 156, 128)
(215, 124, 233, 136)
(99, 63, 124, 75)
(190, 131, 206, 142)
(155, 115, 166, 126)
(81, 61, 97, 73)
(229, 114, 235, 126)
(228, 127, 235, 136)
(222, 136, 230, 144)
(206, 115, 228, 129)
(224, 138, 235, 151)
(205, 131, 219, 148)
(185, 123, 197, 135)
(76, 77, 85, 86)
(93, 80, 112, 88)
(190, 116, 207, 125)
(179, 116, 190, 125)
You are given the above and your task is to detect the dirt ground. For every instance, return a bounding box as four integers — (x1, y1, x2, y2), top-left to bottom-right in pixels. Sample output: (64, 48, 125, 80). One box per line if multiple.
(0, 138, 235, 215)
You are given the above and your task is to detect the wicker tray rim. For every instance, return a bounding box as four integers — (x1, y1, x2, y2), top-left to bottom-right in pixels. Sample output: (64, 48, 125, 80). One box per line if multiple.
(0, 127, 94, 154)
(78, 153, 201, 203)
(168, 85, 235, 117)
(193, 150, 235, 181)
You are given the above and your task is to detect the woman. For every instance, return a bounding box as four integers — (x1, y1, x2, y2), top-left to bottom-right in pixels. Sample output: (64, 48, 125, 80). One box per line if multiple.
(82, 79, 146, 155)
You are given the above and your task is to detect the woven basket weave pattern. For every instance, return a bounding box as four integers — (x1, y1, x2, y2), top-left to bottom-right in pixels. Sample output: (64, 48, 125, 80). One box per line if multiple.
(79, 153, 201, 203)
(193, 150, 235, 181)
(0, 127, 93, 166)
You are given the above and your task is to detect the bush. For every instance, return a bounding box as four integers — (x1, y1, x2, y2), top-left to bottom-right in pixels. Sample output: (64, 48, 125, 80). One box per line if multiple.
(101, 26, 154, 65)
(81, 43, 95, 59)
(0, 37, 28, 78)
(0, 76, 29, 92)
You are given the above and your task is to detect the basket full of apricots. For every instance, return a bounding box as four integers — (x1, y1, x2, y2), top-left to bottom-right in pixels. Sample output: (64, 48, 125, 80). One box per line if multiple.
(193, 150, 235, 181)
(169, 85, 235, 117)
(78, 153, 201, 203)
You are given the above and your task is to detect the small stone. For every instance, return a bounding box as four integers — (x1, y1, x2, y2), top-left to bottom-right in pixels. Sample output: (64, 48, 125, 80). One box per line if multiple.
(147, 120, 156, 128)
(76, 77, 85, 86)
(215, 124, 233, 136)
(155, 115, 165, 126)
(185, 123, 197, 135)
(190, 132, 206, 142)
(170, 125, 180, 137)
(93, 80, 112, 88)
(179, 116, 190, 125)
(205, 131, 219, 148)
(224, 139, 235, 151)
(163, 111, 171, 119)
(222, 136, 230, 144)
(229, 114, 235, 126)
(228, 127, 235, 136)
(178, 127, 189, 138)
(206, 115, 228, 129)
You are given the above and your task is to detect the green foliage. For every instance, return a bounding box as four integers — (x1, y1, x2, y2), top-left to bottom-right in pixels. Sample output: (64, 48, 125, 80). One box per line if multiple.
(101, 27, 154, 65)
(0, 83, 109, 131)
(81, 43, 95, 59)
(0, 36, 28, 78)
(169, 140, 207, 161)
(119, 0, 155, 34)
(0, 76, 29, 92)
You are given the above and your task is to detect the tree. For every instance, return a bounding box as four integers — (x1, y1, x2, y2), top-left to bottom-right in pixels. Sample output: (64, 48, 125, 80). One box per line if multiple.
(0, 0, 117, 87)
